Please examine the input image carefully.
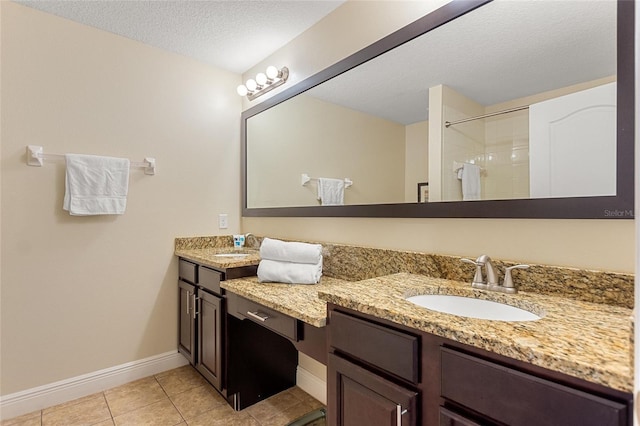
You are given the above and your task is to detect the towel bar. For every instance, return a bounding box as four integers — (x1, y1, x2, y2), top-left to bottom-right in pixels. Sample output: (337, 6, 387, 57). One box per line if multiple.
(301, 173, 352, 188)
(452, 161, 486, 177)
(26, 145, 156, 175)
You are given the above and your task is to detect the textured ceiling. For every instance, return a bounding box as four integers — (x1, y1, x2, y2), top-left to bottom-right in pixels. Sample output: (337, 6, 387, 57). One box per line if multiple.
(308, 0, 617, 125)
(14, 0, 617, 125)
(14, 0, 345, 74)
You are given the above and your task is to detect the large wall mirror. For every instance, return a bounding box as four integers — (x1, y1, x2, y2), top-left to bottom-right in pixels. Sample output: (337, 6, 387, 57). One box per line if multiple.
(242, 0, 634, 219)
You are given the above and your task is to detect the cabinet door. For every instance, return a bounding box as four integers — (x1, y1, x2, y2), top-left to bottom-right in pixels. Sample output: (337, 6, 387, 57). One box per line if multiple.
(178, 280, 196, 364)
(197, 290, 222, 390)
(328, 354, 417, 426)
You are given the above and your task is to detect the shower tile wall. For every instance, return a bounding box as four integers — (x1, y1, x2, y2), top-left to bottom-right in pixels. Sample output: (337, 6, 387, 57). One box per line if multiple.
(483, 110, 530, 200)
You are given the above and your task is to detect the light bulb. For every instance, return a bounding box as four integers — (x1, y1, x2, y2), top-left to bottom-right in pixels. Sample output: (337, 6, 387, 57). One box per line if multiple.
(266, 66, 279, 79)
(245, 79, 257, 91)
(256, 73, 267, 86)
(236, 85, 248, 96)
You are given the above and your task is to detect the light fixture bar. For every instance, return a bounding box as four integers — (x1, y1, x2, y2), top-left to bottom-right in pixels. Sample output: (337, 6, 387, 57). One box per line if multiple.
(237, 66, 289, 101)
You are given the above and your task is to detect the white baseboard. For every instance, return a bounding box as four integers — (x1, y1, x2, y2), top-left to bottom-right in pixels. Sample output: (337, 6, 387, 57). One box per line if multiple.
(0, 350, 188, 421)
(296, 366, 327, 405)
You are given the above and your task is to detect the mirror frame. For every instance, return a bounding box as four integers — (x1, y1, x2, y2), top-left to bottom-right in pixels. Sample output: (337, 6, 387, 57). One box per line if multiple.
(241, 0, 634, 219)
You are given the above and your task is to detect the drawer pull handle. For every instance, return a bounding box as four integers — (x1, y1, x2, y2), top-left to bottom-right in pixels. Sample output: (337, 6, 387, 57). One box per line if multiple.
(247, 310, 269, 322)
(396, 405, 407, 424)
(192, 295, 200, 320)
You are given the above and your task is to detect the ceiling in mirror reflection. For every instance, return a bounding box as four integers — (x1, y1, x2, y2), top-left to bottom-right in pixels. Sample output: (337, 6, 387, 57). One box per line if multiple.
(307, 0, 616, 125)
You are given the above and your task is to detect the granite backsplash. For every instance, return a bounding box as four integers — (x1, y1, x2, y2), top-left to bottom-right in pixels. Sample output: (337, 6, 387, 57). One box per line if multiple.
(175, 235, 633, 309)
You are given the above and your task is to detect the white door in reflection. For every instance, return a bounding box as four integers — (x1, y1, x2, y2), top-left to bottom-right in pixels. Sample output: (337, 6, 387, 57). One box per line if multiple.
(529, 82, 616, 198)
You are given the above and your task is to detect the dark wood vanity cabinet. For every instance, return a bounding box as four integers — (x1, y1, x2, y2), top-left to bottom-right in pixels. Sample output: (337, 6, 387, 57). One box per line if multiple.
(195, 289, 222, 389)
(225, 294, 300, 404)
(327, 304, 633, 426)
(178, 278, 196, 364)
(329, 353, 418, 426)
(227, 292, 299, 341)
(328, 310, 420, 426)
(177, 259, 223, 389)
(440, 348, 629, 426)
(177, 258, 257, 395)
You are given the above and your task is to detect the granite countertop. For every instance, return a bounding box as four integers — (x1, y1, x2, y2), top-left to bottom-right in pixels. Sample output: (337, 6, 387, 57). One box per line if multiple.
(316, 273, 633, 393)
(221, 276, 344, 327)
(175, 246, 633, 393)
(177, 247, 342, 327)
(223, 272, 632, 393)
(175, 247, 261, 270)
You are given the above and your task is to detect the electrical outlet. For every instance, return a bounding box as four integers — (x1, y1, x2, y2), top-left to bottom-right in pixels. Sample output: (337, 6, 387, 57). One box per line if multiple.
(218, 214, 228, 229)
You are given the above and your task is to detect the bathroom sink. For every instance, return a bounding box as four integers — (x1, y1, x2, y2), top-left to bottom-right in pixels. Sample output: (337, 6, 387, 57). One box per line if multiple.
(214, 253, 250, 258)
(406, 294, 542, 322)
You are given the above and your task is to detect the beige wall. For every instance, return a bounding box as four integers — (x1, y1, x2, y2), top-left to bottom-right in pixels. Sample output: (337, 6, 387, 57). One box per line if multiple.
(241, 0, 450, 110)
(247, 94, 405, 207)
(241, 2, 634, 274)
(1, 2, 242, 395)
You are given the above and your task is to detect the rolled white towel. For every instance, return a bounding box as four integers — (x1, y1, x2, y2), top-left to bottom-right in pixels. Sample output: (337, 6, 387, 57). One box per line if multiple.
(260, 237, 322, 265)
(257, 258, 322, 285)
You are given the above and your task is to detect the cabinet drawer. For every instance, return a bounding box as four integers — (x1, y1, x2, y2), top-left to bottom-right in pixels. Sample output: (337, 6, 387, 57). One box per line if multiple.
(330, 311, 419, 383)
(228, 293, 298, 341)
(440, 348, 628, 426)
(179, 259, 197, 284)
(199, 266, 222, 294)
(439, 407, 482, 426)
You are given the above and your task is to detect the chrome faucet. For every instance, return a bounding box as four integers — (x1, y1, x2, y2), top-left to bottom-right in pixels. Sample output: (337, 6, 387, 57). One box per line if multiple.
(461, 254, 497, 289)
(477, 254, 499, 286)
(461, 255, 529, 294)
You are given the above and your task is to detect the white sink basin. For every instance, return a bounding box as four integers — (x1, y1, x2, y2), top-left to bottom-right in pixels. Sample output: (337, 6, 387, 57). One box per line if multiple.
(214, 253, 250, 258)
(406, 294, 542, 322)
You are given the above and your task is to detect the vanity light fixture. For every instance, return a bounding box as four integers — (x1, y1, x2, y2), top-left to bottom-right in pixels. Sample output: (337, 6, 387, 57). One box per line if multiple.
(237, 66, 289, 101)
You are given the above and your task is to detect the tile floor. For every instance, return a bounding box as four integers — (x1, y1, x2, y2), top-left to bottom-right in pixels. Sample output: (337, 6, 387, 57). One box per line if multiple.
(2, 365, 325, 426)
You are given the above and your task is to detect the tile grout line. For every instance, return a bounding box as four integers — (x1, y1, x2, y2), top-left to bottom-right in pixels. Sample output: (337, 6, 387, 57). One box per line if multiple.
(3, 368, 323, 426)
(104, 378, 171, 421)
(101, 392, 115, 425)
(153, 375, 188, 425)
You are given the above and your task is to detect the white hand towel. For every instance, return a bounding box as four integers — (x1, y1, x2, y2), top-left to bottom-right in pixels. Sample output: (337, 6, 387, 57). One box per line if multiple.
(317, 178, 344, 206)
(260, 237, 322, 265)
(64, 154, 130, 215)
(257, 258, 323, 285)
(461, 163, 481, 201)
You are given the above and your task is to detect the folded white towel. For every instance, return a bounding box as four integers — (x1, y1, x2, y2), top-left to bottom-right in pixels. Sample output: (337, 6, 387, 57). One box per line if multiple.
(257, 258, 323, 284)
(260, 237, 322, 265)
(461, 163, 481, 201)
(317, 178, 344, 206)
(64, 154, 130, 216)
